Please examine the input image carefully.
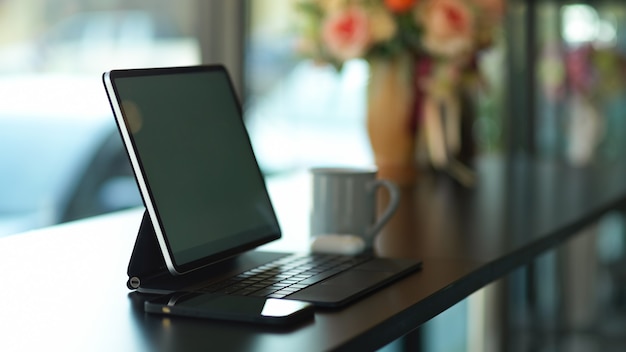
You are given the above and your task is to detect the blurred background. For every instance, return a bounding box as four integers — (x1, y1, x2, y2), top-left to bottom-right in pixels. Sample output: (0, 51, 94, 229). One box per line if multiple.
(1, 0, 626, 351)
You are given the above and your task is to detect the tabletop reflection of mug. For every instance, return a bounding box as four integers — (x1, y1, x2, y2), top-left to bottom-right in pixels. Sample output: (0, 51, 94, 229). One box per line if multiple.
(309, 167, 400, 248)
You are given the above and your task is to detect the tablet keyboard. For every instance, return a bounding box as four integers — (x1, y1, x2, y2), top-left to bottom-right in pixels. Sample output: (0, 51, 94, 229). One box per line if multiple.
(198, 253, 371, 299)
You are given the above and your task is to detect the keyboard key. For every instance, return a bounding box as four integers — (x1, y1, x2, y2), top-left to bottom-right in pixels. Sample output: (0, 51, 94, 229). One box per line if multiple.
(249, 288, 279, 297)
(297, 268, 345, 285)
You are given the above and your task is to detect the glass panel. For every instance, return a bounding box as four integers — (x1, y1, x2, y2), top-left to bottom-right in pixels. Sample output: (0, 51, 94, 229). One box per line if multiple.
(536, 0, 626, 164)
(0, 0, 200, 237)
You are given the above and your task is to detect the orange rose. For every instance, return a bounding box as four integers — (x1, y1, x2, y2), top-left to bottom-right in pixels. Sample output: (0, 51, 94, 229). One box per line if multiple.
(419, 0, 475, 58)
(322, 7, 371, 61)
(384, 0, 417, 13)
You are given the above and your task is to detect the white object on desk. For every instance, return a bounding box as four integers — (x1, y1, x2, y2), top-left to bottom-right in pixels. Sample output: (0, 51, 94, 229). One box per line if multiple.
(310, 234, 366, 255)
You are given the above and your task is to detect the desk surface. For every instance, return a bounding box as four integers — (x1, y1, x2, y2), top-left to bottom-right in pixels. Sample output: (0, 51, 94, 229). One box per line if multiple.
(1, 156, 625, 352)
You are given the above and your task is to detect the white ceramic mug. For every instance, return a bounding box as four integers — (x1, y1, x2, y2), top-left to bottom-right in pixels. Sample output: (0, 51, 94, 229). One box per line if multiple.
(309, 167, 400, 248)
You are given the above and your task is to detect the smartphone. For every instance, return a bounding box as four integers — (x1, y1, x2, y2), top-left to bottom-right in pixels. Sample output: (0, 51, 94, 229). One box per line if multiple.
(145, 292, 314, 326)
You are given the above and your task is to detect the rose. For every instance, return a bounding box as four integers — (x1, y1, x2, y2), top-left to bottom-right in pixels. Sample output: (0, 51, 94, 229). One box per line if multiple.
(419, 0, 475, 58)
(384, 0, 417, 13)
(321, 7, 371, 61)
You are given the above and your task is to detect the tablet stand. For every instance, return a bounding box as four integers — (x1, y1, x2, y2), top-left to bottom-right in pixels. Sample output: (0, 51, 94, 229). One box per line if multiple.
(126, 210, 169, 289)
(126, 211, 292, 291)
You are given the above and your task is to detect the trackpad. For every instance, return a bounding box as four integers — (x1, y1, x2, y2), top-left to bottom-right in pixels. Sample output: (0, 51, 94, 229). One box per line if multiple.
(321, 270, 396, 287)
(287, 270, 396, 304)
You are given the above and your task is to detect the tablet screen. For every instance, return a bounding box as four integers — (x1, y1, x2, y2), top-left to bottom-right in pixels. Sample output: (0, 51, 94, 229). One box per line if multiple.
(104, 66, 280, 274)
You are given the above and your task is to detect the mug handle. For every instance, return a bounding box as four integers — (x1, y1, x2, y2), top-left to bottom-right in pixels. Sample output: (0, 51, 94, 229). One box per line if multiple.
(365, 179, 400, 241)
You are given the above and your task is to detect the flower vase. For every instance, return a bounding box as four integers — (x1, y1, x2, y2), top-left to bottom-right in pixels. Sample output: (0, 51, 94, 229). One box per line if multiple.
(366, 55, 418, 185)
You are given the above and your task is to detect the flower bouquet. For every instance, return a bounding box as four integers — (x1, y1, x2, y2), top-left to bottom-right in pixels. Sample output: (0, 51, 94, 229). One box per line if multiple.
(296, 0, 504, 185)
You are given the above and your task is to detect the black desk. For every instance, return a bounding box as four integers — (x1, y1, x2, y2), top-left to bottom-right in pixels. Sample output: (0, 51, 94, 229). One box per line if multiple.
(1, 156, 625, 351)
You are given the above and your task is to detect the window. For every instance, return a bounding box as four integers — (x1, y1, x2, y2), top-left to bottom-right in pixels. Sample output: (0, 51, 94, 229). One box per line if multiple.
(535, 1, 626, 164)
(0, 0, 200, 237)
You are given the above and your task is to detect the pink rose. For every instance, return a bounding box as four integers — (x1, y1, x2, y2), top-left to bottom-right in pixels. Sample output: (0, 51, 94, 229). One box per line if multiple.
(322, 7, 371, 61)
(419, 0, 475, 58)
